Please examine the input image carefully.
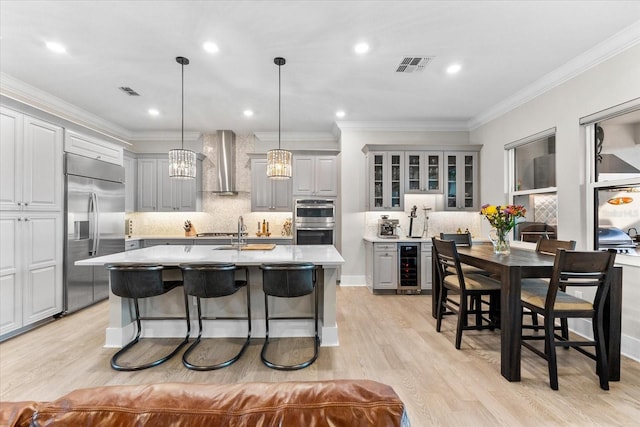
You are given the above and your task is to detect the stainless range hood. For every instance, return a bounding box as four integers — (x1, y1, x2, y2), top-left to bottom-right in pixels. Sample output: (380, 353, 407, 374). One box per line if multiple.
(213, 130, 237, 195)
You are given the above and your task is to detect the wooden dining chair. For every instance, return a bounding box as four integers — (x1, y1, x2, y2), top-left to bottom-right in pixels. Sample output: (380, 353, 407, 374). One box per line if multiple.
(535, 237, 577, 255)
(520, 249, 617, 390)
(439, 232, 490, 276)
(432, 238, 501, 349)
(524, 238, 577, 333)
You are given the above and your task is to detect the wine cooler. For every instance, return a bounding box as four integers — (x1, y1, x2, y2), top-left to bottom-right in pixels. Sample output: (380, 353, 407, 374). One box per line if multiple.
(398, 243, 421, 294)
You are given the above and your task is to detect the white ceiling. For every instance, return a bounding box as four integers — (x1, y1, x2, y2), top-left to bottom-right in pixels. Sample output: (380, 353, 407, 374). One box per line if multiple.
(1, 1, 640, 140)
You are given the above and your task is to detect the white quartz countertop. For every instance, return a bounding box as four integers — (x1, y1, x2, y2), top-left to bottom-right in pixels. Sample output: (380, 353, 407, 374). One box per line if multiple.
(76, 244, 344, 267)
(363, 235, 433, 243)
(126, 235, 293, 241)
(363, 235, 489, 243)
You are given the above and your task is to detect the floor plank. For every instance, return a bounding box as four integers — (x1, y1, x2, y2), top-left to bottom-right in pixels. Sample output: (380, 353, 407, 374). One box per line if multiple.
(1, 286, 639, 426)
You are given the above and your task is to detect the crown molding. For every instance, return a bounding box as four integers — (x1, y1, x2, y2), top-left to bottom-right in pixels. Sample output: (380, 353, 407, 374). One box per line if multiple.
(127, 131, 201, 143)
(0, 72, 133, 143)
(335, 120, 469, 132)
(468, 20, 640, 130)
(253, 131, 338, 143)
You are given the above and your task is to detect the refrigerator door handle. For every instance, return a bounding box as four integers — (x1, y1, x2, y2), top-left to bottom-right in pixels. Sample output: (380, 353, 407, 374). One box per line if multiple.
(89, 192, 99, 256)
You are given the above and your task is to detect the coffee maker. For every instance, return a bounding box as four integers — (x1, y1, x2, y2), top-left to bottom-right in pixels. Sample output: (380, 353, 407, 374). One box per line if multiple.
(378, 215, 399, 238)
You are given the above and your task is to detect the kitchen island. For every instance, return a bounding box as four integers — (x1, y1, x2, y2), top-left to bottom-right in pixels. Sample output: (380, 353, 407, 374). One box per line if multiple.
(76, 244, 344, 348)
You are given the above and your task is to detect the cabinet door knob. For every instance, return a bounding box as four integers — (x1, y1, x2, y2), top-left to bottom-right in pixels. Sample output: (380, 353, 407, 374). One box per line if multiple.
(24, 202, 29, 206)
(17, 202, 22, 206)
(24, 217, 30, 221)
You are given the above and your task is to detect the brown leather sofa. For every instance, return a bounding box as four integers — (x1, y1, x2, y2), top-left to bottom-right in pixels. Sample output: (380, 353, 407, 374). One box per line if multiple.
(1, 379, 409, 426)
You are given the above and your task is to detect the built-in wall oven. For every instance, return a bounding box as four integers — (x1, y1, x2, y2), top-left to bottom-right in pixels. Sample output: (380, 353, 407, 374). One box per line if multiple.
(294, 198, 335, 245)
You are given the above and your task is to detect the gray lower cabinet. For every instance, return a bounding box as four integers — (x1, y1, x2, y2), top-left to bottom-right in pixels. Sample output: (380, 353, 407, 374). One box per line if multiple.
(420, 243, 432, 291)
(142, 239, 194, 247)
(125, 240, 141, 251)
(365, 241, 398, 291)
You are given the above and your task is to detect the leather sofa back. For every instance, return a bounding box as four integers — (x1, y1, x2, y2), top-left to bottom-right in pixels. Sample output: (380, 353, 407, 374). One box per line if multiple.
(1, 380, 408, 426)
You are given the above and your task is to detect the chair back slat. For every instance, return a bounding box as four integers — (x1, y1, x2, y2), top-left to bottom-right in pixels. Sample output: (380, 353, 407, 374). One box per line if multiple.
(535, 238, 576, 255)
(432, 237, 466, 290)
(545, 249, 616, 314)
(440, 232, 472, 247)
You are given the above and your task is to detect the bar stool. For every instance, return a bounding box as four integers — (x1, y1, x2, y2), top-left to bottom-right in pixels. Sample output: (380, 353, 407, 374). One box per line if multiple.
(260, 263, 319, 370)
(179, 263, 251, 370)
(105, 264, 191, 371)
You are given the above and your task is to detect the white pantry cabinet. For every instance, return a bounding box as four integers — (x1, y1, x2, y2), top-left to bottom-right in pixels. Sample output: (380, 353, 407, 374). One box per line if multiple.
(0, 212, 63, 337)
(292, 155, 337, 197)
(64, 129, 123, 165)
(1, 107, 63, 212)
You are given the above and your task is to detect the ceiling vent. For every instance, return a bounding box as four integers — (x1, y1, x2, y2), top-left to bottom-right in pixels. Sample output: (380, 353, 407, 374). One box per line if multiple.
(118, 86, 140, 96)
(396, 57, 434, 73)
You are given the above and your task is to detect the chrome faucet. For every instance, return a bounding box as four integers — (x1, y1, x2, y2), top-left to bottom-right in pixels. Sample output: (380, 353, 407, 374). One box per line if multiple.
(236, 216, 246, 247)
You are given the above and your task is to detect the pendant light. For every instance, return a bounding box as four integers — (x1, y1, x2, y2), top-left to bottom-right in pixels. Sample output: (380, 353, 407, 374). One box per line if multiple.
(267, 57, 292, 179)
(168, 56, 196, 179)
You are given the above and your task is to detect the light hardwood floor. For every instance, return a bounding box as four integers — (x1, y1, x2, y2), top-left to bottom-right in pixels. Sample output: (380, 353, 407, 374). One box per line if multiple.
(1, 286, 639, 426)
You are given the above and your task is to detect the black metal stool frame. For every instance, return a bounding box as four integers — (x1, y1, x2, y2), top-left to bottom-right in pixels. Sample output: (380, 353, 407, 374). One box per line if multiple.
(180, 263, 252, 371)
(260, 263, 319, 371)
(105, 264, 191, 371)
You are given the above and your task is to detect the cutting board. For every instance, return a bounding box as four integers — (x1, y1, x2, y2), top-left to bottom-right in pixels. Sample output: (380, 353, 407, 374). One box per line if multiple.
(241, 244, 276, 250)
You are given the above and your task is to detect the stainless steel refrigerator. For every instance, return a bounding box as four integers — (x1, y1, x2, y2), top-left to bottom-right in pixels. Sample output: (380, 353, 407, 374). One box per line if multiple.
(64, 153, 125, 314)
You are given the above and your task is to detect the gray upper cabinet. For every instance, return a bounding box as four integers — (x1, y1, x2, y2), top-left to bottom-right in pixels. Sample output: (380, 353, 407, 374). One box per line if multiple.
(251, 158, 292, 212)
(137, 154, 201, 212)
(123, 151, 137, 213)
(404, 152, 443, 194)
(292, 155, 337, 197)
(366, 151, 404, 211)
(444, 151, 478, 211)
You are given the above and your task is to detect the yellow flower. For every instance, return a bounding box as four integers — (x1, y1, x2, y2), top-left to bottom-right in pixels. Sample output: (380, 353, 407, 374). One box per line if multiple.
(482, 205, 497, 216)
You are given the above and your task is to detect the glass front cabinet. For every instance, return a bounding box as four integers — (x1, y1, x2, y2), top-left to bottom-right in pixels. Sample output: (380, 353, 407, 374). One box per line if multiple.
(444, 151, 478, 211)
(368, 151, 404, 211)
(405, 152, 442, 194)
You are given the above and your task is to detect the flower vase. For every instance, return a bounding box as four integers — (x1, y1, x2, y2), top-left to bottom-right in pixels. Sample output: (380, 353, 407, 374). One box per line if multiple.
(489, 228, 510, 255)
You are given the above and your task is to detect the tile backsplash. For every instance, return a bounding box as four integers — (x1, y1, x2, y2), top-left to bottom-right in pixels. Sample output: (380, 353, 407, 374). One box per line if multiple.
(364, 194, 483, 238)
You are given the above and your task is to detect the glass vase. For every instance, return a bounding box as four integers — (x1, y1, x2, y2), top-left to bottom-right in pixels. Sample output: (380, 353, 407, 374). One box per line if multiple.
(489, 228, 511, 255)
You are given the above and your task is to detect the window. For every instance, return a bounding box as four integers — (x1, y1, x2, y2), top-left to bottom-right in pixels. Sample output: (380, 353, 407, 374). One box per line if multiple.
(584, 105, 640, 254)
(507, 128, 558, 242)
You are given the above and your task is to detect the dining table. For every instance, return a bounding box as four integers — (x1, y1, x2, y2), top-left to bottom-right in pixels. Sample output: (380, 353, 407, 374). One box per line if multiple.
(431, 243, 622, 382)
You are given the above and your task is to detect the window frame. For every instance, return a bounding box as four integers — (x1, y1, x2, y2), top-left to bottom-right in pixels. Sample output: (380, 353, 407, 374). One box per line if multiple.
(506, 128, 558, 241)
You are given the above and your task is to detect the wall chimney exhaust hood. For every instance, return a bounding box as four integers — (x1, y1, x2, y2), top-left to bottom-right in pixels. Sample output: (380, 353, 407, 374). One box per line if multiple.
(213, 130, 237, 195)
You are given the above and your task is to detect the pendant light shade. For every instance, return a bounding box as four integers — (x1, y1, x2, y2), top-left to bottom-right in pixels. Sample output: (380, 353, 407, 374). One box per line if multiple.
(169, 56, 196, 179)
(267, 57, 292, 180)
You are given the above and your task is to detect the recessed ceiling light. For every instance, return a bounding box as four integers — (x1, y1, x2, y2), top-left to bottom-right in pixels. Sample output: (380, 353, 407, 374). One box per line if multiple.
(203, 42, 219, 53)
(243, 110, 254, 117)
(354, 42, 369, 55)
(335, 111, 346, 118)
(148, 109, 160, 116)
(46, 41, 66, 53)
(446, 63, 462, 74)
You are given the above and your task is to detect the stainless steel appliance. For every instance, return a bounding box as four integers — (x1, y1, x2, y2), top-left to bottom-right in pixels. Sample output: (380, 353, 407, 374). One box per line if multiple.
(398, 243, 420, 293)
(597, 226, 638, 255)
(378, 215, 399, 239)
(294, 198, 335, 245)
(64, 153, 125, 314)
